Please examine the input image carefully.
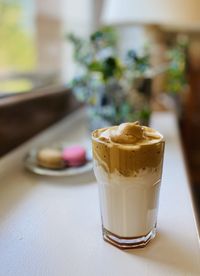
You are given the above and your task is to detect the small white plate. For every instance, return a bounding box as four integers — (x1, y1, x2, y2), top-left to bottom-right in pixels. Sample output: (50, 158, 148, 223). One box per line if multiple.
(24, 147, 93, 176)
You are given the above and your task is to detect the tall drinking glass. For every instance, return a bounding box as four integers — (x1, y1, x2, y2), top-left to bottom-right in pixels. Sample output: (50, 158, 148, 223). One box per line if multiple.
(92, 123, 165, 249)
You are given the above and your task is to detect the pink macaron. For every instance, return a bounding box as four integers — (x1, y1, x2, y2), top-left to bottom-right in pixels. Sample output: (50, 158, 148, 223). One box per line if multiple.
(62, 145, 86, 167)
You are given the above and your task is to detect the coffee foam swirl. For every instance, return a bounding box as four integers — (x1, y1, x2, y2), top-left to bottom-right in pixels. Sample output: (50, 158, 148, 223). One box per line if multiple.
(98, 121, 162, 145)
(92, 122, 165, 176)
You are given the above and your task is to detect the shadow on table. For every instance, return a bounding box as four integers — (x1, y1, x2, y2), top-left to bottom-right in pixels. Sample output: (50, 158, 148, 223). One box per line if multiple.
(124, 230, 199, 274)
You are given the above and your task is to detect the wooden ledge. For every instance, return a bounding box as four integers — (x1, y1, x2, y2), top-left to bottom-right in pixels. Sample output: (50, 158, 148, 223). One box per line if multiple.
(0, 85, 80, 157)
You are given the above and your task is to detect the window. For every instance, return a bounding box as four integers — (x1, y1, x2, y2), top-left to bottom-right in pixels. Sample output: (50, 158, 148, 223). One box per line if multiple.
(0, 0, 36, 73)
(0, 0, 99, 94)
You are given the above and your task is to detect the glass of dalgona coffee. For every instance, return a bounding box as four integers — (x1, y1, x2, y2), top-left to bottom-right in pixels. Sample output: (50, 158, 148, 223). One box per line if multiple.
(92, 121, 165, 249)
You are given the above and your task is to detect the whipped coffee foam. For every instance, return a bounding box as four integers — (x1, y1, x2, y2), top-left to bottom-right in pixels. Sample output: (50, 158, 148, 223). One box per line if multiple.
(92, 122, 164, 176)
(98, 121, 162, 145)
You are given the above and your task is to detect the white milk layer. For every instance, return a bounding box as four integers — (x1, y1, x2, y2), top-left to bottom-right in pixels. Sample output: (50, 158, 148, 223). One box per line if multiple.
(94, 163, 162, 237)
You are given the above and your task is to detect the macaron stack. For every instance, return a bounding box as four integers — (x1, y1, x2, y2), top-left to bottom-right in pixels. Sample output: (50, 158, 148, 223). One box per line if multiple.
(37, 145, 87, 170)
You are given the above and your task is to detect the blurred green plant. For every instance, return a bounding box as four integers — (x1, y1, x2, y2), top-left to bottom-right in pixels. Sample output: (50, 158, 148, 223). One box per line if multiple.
(165, 40, 187, 94)
(67, 27, 151, 126)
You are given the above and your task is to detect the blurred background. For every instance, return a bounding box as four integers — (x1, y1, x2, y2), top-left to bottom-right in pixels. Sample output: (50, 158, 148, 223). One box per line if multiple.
(0, 0, 200, 218)
(0, 0, 98, 91)
(1, 0, 200, 90)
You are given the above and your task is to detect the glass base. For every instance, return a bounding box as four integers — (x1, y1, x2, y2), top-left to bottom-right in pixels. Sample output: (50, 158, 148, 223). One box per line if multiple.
(103, 227, 157, 249)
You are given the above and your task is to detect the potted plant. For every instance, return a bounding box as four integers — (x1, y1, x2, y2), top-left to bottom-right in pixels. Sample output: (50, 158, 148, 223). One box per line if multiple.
(68, 27, 152, 130)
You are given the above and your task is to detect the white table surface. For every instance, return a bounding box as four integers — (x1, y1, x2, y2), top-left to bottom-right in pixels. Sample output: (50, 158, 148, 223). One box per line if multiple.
(0, 109, 199, 276)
